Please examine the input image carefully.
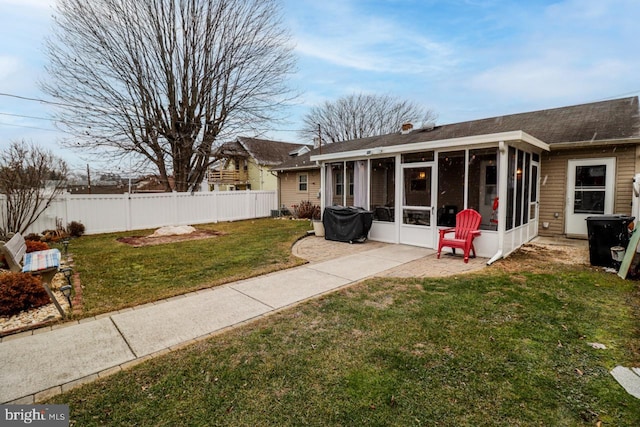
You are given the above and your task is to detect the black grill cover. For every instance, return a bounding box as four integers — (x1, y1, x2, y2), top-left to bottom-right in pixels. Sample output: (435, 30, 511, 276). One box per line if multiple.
(322, 206, 373, 243)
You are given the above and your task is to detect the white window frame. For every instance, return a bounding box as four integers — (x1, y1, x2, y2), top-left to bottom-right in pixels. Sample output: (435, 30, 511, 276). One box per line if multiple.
(298, 173, 308, 192)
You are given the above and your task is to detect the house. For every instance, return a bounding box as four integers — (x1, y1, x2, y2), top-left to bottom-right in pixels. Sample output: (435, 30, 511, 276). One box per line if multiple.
(274, 144, 323, 213)
(209, 137, 312, 191)
(275, 96, 640, 263)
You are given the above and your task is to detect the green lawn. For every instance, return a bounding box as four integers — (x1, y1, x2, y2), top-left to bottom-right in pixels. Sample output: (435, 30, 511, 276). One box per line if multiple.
(49, 261, 640, 426)
(67, 218, 311, 316)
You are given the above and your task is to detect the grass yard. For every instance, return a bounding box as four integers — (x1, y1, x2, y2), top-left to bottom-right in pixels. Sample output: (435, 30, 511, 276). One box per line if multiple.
(68, 218, 311, 316)
(49, 259, 640, 426)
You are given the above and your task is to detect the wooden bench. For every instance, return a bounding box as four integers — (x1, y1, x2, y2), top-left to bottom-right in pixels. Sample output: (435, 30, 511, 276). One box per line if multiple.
(1, 233, 66, 317)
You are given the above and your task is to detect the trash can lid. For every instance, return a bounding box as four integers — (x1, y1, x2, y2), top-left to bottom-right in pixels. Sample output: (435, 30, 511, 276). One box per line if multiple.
(586, 215, 635, 221)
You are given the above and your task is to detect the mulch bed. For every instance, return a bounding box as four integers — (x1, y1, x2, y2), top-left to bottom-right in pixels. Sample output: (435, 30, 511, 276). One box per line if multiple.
(116, 229, 225, 247)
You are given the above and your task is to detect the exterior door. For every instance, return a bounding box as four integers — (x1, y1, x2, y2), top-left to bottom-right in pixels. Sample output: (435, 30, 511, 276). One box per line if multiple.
(528, 161, 540, 239)
(399, 164, 435, 247)
(566, 158, 616, 236)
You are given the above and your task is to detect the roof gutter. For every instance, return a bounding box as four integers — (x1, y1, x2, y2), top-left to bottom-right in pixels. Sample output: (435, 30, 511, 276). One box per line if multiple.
(548, 136, 640, 150)
(274, 163, 320, 172)
(310, 130, 549, 162)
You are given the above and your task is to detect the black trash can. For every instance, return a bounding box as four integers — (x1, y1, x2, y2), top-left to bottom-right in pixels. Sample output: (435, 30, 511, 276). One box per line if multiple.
(322, 206, 374, 243)
(585, 215, 634, 267)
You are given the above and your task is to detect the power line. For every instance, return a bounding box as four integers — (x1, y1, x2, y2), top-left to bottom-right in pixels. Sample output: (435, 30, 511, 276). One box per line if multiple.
(0, 121, 60, 132)
(0, 92, 76, 108)
(593, 90, 640, 102)
(0, 112, 54, 122)
(0, 112, 99, 127)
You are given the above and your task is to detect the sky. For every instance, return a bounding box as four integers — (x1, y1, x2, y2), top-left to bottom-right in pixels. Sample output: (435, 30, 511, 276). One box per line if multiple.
(1, 0, 639, 174)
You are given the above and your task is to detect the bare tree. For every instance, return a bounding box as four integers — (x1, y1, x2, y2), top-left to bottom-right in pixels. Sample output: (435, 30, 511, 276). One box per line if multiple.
(300, 93, 437, 144)
(0, 141, 68, 236)
(42, 0, 296, 192)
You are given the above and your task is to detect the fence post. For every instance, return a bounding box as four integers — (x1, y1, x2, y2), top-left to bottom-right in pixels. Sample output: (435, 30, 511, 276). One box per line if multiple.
(246, 190, 252, 219)
(173, 191, 179, 225)
(212, 191, 219, 223)
(63, 191, 70, 229)
(124, 193, 132, 231)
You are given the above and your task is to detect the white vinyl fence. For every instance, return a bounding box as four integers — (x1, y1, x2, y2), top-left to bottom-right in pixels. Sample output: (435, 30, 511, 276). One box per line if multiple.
(5, 190, 277, 235)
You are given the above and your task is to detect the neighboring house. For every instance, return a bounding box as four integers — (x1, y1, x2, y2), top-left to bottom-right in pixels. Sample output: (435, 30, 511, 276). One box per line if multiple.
(209, 137, 311, 191)
(274, 147, 322, 213)
(67, 175, 177, 194)
(276, 96, 640, 263)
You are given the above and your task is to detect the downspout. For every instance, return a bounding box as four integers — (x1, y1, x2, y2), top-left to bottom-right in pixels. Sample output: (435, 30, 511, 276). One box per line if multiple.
(319, 161, 325, 215)
(487, 140, 508, 265)
(273, 169, 282, 211)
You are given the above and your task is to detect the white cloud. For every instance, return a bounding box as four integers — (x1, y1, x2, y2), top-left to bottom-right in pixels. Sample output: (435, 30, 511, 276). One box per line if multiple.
(470, 57, 632, 101)
(287, 0, 456, 75)
(460, 0, 640, 107)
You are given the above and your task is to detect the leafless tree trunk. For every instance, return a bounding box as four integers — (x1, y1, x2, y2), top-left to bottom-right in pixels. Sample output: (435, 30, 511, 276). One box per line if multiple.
(300, 93, 437, 144)
(42, 0, 296, 192)
(0, 141, 68, 236)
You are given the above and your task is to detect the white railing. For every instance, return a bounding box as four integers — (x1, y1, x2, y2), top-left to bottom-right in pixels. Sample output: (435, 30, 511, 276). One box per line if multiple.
(2, 190, 277, 235)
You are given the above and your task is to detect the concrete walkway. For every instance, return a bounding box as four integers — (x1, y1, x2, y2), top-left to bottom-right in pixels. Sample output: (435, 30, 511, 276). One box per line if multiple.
(0, 240, 486, 404)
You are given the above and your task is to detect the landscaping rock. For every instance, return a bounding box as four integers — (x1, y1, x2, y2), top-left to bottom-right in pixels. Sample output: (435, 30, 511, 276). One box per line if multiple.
(150, 225, 196, 237)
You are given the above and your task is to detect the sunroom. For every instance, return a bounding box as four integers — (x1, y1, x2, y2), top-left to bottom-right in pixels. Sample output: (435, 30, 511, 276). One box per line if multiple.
(310, 131, 550, 264)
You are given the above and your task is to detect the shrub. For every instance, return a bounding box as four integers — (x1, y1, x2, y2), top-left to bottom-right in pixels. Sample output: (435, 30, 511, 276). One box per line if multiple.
(26, 240, 50, 253)
(0, 272, 50, 316)
(41, 229, 67, 242)
(292, 200, 321, 220)
(67, 221, 86, 238)
(24, 233, 43, 242)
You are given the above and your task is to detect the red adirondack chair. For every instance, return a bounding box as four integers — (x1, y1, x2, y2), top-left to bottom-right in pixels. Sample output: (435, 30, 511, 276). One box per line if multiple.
(437, 209, 482, 263)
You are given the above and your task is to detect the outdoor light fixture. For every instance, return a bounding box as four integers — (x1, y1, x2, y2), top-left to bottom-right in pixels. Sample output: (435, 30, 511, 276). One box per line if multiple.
(62, 238, 70, 257)
(60, 285, 72, 308)
(61, 267, 73, 288)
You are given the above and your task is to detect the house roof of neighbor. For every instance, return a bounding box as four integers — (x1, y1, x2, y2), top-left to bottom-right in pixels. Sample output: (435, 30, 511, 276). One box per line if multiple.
(216, 137, 312, 167)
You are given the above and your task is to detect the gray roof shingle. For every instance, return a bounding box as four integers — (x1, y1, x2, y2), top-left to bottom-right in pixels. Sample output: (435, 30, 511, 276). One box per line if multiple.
(216, 137, 312, 166)
(276, 96, 640, 171)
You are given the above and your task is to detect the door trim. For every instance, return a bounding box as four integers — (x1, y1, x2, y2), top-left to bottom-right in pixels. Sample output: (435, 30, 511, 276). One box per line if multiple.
(565, 157, 616, 236)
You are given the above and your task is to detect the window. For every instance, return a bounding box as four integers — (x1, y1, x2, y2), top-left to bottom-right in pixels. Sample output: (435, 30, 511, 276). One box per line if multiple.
(370, 157, 395, 222)
(467, 148, 498, 230)
(335, 170, 343, 196)
(506, 147, 516, 230)
(402, 166, 432, 226)
(298, 174, 308, 192)
(346, 161, 355, 206)
(402, 151, 434, 163)
(574, 165, 607, 214)
(437, 151, 465, 226)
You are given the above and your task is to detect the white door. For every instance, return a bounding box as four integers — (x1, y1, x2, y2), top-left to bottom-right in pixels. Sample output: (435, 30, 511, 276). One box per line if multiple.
(565, 158, 616, 236)
(399, 164, 435, 247)
(528, 161, 540, 239)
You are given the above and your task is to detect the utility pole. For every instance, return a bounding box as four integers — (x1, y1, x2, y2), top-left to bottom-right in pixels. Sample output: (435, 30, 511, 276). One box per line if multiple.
(318, 123, 322, 155)
(86, 164, 92, 194)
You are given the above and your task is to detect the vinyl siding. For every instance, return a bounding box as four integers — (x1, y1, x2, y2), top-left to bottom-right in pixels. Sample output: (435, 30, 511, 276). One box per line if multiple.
(247, 161, 278, 191)
(278, 170, 321, 212)
(539, 144, 637, 236)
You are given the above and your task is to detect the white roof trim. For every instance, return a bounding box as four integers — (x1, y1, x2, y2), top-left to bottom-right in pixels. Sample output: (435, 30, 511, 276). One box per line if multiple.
(289, 145, 311, 156)
(310, 131, 549, 162)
